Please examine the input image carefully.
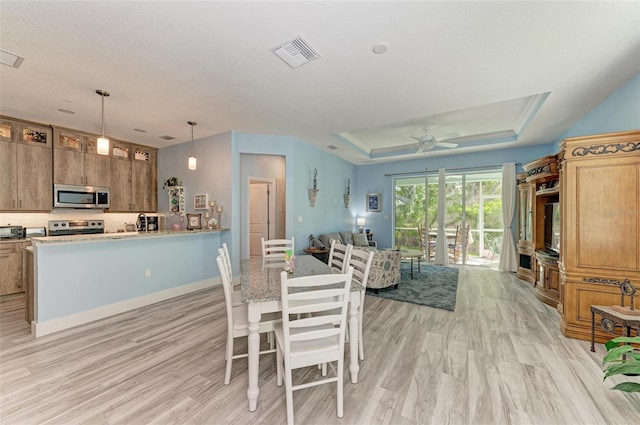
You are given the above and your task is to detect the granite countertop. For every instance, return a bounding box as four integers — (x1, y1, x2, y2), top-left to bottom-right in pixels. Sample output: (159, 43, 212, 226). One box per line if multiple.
(30, 228, 229, 245)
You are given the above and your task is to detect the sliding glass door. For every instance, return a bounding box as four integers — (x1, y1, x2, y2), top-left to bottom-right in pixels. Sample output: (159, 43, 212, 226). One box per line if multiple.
(393, 169, 503, 267)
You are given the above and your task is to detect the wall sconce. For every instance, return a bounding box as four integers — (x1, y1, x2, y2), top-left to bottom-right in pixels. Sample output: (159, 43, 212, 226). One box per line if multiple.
(357, 217, 366, 233)
(95, 89, 110, 155)
(308, 168, 319, 207)
(343, 178, 351, 208)
(187, 121, 197, 170)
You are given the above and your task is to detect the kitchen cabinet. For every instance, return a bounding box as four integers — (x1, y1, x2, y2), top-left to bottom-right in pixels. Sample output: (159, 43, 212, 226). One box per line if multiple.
(0, 117, 52, 211)
(23, 246, 34, 323)
(109, 142, 157, 212)
(0, 242, 25, 295)
(53, 127, 110, 187)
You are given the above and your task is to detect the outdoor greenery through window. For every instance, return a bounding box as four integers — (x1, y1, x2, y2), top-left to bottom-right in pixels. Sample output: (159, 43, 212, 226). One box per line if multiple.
(394, 170, 504, 267)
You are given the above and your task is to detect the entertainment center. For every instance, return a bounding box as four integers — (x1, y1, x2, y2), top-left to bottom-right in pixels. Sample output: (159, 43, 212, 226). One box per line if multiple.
(518, 129, 640, 343)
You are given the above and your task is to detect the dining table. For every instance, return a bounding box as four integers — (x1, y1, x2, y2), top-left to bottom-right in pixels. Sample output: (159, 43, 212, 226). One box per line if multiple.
(241, 255, 363, 412)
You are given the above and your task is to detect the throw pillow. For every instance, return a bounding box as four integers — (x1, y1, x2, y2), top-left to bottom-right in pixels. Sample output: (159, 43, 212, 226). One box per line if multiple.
(353, 233, 369, 246)
(340, 231, 354, 245)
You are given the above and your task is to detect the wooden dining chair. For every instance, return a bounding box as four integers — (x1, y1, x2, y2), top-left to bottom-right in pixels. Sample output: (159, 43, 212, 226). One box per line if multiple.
(448, 224, 470, 263)
(261, 237, 295, 268)
(216, 255, 281, 385)
(345, 248, 374, 361)
(328, 240, 352, 273)
(275, 267, 354, 425)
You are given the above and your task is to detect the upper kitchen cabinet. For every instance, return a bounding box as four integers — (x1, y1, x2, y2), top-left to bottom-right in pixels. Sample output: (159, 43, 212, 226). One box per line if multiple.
(109, 142, 157, 212)
(52, 127, 110, 188)
(0, 117, 52, 211)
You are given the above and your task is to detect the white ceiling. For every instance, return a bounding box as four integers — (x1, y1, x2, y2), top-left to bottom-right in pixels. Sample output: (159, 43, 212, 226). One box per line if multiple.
(1, 1, 639, 165)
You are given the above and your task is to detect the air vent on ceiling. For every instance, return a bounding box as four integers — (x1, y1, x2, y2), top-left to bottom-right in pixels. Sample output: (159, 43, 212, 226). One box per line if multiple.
(159, 135, 175, 141)
(327, 145, 338, 150)
(0, 49, 25, 68)
(271, 36, 321, 69)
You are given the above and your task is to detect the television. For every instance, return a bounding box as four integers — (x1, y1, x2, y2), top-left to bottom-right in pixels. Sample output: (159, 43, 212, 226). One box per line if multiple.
(544, 202, 561, 255)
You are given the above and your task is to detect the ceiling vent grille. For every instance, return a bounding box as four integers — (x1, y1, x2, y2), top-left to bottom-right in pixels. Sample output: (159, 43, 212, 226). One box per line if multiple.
(159, 135, 175, 141)
(271, 36, 321, 69)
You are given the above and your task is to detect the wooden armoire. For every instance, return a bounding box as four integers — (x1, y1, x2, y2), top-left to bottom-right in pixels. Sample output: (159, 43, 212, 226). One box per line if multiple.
(559, 130, 640, 342)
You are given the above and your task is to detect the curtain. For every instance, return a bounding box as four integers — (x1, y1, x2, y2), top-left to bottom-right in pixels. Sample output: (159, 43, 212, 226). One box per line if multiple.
(499, 162, 517, 271)
(435, 168, 449, 265)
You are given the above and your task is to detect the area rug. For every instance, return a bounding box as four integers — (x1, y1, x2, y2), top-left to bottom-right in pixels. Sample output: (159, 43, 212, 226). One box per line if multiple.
(367, 263, 459, 311)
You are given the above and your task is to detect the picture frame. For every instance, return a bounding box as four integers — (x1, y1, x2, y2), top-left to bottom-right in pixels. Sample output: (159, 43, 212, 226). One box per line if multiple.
(366, 193, 382, 212)
(186, 213, 202, 230)
(194, 193, 208, 210)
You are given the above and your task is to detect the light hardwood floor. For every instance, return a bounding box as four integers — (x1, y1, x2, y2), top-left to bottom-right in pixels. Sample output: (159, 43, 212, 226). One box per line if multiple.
(1, 267, 638, 425)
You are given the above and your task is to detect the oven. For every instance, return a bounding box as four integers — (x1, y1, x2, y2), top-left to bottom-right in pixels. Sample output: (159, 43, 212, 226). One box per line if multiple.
(48, 220, 105, 236)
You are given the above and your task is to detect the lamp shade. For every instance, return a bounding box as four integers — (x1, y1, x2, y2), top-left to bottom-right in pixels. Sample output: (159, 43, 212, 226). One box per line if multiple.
(97, 137, 109, 155)
(356, 218, 365, 226)
(188, 155, 197, 170)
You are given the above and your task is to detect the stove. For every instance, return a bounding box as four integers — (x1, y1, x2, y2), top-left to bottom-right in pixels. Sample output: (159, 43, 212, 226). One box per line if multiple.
(48, 219, 105, 236)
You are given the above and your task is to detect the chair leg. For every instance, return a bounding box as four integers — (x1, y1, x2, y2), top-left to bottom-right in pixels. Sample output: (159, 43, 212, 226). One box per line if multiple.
(337, 358, 344, 418)
(224, 334, 234, 385)
(285, 364, 295, 425)
(321, 363, 327, 376)
(358, 312, 365, 361)
(276, 342, 283, 387)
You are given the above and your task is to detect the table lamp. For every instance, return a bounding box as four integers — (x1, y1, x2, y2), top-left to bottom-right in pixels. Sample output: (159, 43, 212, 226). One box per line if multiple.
(357, 217, 365, 233)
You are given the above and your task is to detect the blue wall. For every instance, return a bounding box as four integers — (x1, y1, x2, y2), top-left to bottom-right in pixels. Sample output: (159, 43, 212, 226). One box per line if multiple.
(557, 71, 640, 140)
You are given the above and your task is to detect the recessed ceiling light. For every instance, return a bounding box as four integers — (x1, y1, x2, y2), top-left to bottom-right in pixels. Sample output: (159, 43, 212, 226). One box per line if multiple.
(0, 49, 25, 68)
(159, 135, 175, 141)
(57, 108, 75, 115)
(134, 128, 147, 133)
(372, 42, 389, 55)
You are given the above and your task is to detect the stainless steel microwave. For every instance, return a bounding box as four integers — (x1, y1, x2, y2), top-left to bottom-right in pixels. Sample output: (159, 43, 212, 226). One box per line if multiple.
(53, 184, 110, 209)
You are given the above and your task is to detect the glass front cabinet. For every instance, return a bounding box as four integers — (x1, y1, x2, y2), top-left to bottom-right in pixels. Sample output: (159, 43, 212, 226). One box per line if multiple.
(516, 173, 536, 284)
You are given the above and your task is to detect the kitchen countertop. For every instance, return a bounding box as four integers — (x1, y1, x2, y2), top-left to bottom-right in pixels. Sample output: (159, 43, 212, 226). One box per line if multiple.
(30, 228, 229, 245)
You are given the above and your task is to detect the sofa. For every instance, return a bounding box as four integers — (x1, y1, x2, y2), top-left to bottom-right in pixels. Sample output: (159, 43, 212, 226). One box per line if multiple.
(314, 230, 401, 290)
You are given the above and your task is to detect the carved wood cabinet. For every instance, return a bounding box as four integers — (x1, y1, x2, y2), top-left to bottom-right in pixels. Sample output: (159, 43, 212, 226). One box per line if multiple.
(516, 173, 536, 284)
(559, 130, 640, 342)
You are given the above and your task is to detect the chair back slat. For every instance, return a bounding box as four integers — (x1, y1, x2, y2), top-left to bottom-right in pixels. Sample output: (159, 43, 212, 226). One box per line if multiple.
(216, 255, 236, 333)
(262, 237, 295, 268)
(328, 240, 352, 273)
(346, 248, 374, 289)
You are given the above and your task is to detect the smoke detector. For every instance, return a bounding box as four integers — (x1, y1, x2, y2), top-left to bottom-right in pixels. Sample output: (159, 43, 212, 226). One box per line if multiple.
(271, 36, 321, 69)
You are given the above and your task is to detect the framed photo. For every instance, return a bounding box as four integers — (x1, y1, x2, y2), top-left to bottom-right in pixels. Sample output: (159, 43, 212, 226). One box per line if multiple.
(187, 213, 202, 230)
(366, 193, 382, 212)
(194, 193, 208, 209)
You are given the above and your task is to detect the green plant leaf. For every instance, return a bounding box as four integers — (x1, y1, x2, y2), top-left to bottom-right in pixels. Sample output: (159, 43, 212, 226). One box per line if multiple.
(603, 345, 637, 363)
(610, 382, 640, 393)
(608, 336, 640, 345)
(604, 363, 640, 379)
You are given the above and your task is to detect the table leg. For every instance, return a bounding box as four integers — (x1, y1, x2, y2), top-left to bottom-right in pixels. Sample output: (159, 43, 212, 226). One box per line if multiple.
(590, 310, 595, 352)
(348, 300, 360, 384)
(417, 256, 421, 273)
(247, 304, 261, 411)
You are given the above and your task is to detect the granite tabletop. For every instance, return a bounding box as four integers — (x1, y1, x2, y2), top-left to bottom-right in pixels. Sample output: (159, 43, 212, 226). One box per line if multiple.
(241, 255, 363, 303)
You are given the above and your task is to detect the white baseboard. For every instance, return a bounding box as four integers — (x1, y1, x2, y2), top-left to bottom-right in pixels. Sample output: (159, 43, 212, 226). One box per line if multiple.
(33, 278, 220, 338)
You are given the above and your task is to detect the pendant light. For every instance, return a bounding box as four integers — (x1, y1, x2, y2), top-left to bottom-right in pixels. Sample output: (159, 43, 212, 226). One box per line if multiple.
(188, 120, 197, 170)
(95, 89, 110, 155)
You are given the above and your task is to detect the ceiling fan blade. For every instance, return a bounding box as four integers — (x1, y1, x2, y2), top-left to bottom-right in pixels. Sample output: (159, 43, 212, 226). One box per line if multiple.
(436, 132, 460, 141)
(409, 136, 421, 142)
(437, 142, 458, 148)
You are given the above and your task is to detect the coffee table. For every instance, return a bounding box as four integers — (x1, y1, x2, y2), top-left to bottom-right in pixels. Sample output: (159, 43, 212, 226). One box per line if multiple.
(400, 249, 424, 279)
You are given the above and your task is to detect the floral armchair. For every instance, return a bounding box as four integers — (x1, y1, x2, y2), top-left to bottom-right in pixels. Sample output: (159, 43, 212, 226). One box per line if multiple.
(315, 231, 401, 290)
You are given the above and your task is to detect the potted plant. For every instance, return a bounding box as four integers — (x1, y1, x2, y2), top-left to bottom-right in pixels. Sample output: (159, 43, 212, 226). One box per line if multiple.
(162, 176, 181, 189)
(603, 336, 640, 392)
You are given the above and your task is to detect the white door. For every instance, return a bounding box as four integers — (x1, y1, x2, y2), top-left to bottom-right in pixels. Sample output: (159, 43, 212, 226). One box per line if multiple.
(249, 181, 273, 257)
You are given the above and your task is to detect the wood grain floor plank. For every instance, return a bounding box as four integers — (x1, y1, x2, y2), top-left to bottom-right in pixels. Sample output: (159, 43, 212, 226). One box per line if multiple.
(2, 268, 640, 425)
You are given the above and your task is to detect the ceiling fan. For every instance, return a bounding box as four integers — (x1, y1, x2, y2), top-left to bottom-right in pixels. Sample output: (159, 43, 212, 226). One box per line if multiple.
(409, 128, 458, 152)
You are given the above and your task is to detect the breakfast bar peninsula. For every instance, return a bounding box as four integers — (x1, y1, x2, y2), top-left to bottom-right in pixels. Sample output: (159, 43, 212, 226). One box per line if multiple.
(29, 229, 229, 337)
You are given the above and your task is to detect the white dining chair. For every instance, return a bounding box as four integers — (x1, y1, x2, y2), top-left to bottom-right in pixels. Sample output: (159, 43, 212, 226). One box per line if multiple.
(218, 244, 241, 306)
(346, 248, 374, 361)
(274, 267, 353, 425)
(261, 237, 295, 268)
(216, 255, 281, 385)
(328, 240, 351, 273)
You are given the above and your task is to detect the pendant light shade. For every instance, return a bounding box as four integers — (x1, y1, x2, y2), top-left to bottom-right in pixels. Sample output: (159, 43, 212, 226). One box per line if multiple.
(188, 120, 197, 170)
(96, 89, 110, 155)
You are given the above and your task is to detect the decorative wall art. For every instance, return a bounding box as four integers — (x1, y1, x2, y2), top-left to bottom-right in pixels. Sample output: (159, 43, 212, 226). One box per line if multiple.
(187, 213, 202, 230)
(308, 168, 319, 207)
(194, 193, 208, 209)
(366, 193, 382, 212)
(344, 178, 351, 208)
